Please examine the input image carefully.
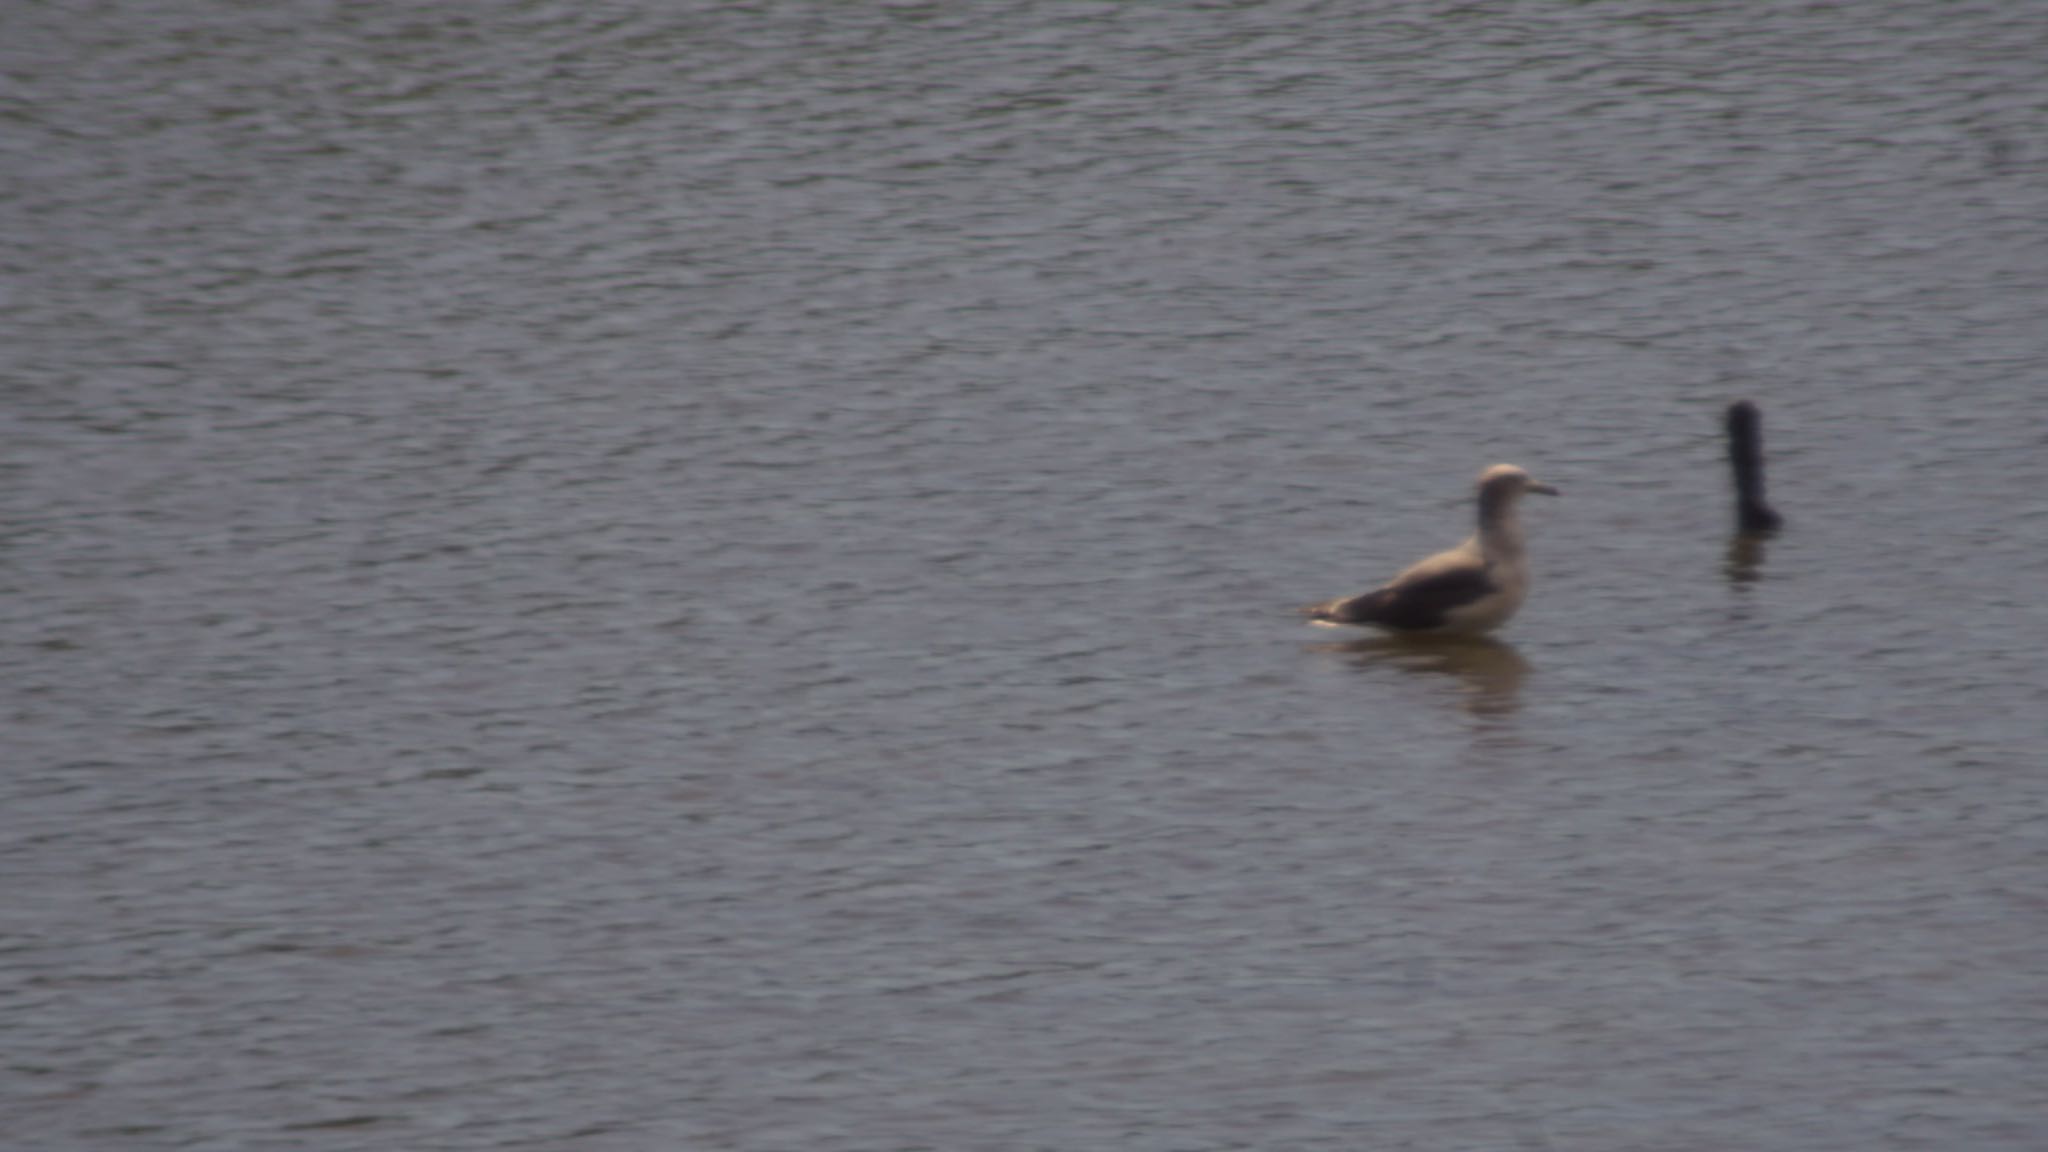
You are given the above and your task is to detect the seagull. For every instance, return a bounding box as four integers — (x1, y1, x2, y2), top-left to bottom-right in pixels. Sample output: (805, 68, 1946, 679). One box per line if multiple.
(1306, 463, 1558, 636)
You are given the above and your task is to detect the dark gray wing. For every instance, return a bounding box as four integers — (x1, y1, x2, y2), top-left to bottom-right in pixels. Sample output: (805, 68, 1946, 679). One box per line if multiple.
(1310, 565, 1497, 631)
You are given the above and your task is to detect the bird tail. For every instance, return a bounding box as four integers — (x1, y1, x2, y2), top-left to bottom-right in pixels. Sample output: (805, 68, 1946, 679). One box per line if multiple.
(1302, 586, 1384, 623)
(1304, 593, 1371, 625)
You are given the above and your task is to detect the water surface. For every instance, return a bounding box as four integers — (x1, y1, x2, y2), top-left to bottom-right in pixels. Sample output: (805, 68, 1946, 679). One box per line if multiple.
(5, 3, 2048, 1149)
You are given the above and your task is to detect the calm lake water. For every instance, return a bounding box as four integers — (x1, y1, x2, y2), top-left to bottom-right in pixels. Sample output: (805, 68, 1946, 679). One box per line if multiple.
(6, 3, 2048, 1149)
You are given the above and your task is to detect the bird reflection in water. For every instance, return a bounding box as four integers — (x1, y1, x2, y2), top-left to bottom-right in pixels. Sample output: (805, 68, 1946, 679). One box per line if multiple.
(1316, 634, 1531, 718)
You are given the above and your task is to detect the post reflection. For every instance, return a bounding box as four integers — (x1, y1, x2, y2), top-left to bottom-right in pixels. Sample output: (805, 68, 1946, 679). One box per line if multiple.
(1725, 531, 1770, 586)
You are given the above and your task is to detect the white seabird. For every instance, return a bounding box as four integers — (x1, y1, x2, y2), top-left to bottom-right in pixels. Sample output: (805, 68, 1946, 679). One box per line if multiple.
(1306, 463, 1559, 636)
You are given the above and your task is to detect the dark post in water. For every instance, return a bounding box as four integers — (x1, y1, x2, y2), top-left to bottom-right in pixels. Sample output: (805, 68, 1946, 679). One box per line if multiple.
(1726, 400, 1782, 536)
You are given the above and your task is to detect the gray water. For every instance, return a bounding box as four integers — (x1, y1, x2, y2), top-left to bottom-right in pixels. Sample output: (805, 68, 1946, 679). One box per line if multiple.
(6, 3, 2048, 1149)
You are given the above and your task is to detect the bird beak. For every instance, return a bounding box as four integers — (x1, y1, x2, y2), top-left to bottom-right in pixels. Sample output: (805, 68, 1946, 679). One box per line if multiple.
(1528, 482, 1560, 496)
